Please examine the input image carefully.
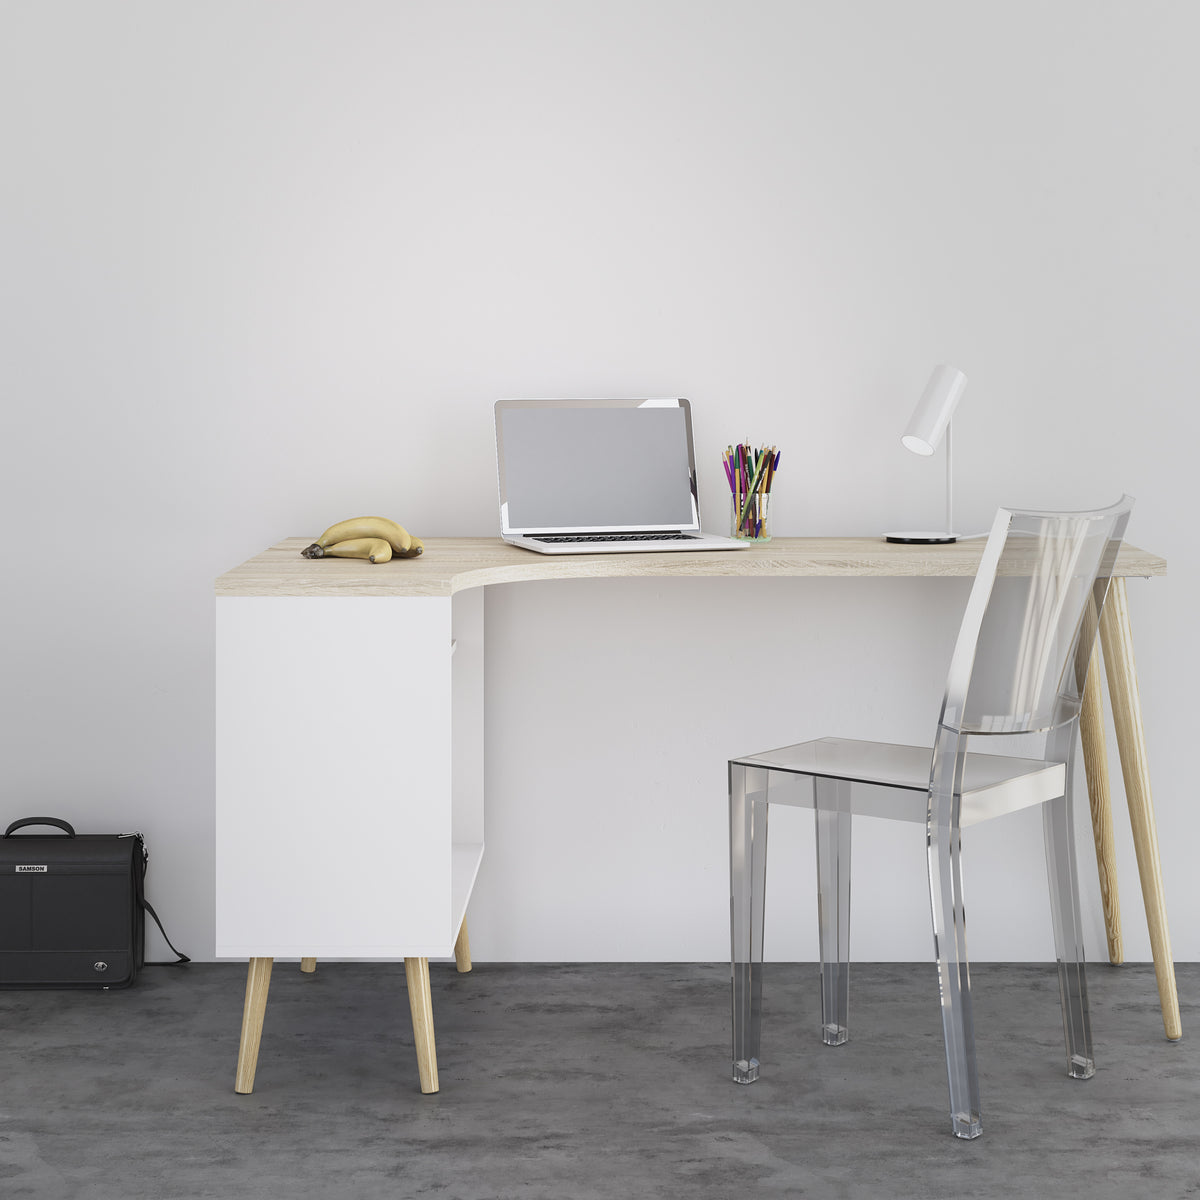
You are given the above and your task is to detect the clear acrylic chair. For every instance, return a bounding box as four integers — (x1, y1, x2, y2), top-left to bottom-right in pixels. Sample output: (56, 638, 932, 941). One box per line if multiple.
(729, 497, 1133, 1139)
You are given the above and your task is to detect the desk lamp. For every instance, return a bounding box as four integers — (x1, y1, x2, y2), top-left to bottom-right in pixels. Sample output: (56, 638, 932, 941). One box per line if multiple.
(885, 364, 968, 544)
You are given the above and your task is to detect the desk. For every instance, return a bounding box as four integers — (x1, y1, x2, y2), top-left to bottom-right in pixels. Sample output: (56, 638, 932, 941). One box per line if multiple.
(215, 537, 1178, 1094)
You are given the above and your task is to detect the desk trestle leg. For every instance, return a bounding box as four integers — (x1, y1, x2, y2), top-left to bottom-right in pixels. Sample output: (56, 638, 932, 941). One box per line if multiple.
(235, 957, 274, 1094)
(1079, 645, 1123, 964)
(1100, 577, 1181, 1041)
(454, 920, 472, 974)
(405, 957, 439, 1093)
(240, 950, 451, 1095)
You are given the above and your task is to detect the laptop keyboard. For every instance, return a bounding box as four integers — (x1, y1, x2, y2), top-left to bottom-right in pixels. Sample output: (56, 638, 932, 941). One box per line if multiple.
(530, 533, 700, 544)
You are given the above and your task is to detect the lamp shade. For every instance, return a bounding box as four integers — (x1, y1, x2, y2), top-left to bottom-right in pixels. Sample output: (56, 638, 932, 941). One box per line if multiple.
(901, 365, 967, 455)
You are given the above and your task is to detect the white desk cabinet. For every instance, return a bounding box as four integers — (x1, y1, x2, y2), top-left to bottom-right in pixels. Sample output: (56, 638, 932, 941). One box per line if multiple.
(216, 589, 484, 960)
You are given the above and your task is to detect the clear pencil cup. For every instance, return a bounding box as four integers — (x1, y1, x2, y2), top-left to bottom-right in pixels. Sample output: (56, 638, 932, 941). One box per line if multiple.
(732, 493, 771, 542)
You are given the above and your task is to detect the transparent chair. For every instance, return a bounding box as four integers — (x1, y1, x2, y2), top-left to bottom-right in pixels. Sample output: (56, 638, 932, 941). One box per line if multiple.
(729, 497, 1133, 1139)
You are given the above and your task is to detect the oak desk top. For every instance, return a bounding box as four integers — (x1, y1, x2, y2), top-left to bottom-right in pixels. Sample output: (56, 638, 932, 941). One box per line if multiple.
(215, 537, 1167, 599)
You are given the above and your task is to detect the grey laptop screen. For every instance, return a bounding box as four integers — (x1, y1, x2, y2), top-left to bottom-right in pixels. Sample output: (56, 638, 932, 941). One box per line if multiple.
(497, 400, 699, 534)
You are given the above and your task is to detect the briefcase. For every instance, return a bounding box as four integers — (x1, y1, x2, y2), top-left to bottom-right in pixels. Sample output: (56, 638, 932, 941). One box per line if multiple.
(0, 816, 187, 989)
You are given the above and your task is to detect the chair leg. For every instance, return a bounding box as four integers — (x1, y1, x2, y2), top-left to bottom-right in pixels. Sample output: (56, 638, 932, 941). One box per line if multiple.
(300, 957, 317, 974)
(1042, 780, 1095, 1079)
(928, 732, 982, 1139)
(453, 921, 472, 974)
(404, 956, 439, 1094)
(814, 778, 851, 1046)
(235, 957, 274, 1095)
(730, 762, 770, 1084)
(928, 823, 981, 1138)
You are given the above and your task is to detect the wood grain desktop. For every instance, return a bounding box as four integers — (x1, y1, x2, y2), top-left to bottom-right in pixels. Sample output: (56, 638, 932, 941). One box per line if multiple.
(216, 536, 1167, 597)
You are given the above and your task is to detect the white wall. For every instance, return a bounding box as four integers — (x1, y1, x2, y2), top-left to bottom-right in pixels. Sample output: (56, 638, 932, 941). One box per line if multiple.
(2, 1, 1195, 963)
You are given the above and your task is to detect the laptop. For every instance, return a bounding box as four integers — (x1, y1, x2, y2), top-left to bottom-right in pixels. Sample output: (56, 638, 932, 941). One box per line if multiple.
(495, 398, 747, 554)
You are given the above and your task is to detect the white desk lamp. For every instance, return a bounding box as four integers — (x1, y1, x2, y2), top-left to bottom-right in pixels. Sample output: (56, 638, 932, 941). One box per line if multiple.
(885, 364, 968, 544)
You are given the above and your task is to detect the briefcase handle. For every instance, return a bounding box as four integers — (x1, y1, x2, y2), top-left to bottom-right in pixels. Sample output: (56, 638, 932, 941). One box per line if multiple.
(4, 816, 76, 838)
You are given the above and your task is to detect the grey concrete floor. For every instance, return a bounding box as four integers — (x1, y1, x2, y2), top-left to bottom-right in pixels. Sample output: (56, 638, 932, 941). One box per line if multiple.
(0, 962, 1196, 1199)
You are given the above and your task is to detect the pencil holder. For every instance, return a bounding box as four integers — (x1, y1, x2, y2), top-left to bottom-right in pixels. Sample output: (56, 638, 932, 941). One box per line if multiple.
(723, 443, 780, 542)
(732, 492, 771, 542)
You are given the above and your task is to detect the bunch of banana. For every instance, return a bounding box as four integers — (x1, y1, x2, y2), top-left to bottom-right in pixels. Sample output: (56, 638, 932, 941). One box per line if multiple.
(301, 517, 424, 564)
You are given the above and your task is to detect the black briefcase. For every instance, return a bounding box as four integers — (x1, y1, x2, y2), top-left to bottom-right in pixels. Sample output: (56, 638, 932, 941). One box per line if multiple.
(0, 816, 188, 989)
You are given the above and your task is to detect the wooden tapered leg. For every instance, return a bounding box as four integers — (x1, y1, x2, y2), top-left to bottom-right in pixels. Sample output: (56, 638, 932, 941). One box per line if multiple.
(235, 957, 274, 1094)
(453, 920, 472, 974)
(1099, 577, 1181, 1040)
(1079, 644, 1124, 964)
(300, 957, 317, 973)
(404, 956, 439, 1093)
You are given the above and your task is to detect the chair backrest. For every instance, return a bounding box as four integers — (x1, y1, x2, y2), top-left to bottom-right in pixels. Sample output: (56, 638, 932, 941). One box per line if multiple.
(938, 497, 1133, 737)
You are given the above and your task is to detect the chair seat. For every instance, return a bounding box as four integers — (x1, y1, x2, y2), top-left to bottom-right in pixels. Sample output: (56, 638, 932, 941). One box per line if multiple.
(733, 737, 1066, 827)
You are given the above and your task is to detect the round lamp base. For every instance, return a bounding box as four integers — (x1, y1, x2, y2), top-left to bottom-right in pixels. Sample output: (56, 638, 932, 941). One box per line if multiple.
(883, 531, 958, 544)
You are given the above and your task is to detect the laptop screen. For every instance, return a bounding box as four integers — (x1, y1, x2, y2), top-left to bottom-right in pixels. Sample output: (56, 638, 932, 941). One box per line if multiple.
(496, 399, 700, 535)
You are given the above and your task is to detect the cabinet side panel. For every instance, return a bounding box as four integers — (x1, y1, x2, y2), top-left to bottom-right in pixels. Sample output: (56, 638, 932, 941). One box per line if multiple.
(216, 596, 451, 956)
(452, 587, 485, 847)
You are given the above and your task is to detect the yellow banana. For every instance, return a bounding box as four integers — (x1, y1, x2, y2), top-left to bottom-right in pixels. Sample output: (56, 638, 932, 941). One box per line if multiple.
(315, 516, 412, 555)
(301, 518, 424, 561)
(320, 537, 392, 564)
